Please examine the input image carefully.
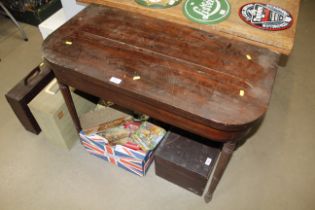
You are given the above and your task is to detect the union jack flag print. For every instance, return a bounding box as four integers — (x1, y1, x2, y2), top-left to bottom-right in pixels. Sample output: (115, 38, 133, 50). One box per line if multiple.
(80, 131, 154, 176)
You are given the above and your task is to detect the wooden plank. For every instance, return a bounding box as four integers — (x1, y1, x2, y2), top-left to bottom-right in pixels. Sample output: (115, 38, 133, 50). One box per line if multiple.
(77, 0, 301, 55)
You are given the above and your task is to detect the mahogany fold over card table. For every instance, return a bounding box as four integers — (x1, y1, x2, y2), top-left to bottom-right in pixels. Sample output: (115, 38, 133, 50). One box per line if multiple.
(42, 3, 297, 202)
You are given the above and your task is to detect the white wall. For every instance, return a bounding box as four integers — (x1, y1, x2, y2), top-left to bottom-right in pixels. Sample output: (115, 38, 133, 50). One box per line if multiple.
(39, 0, 87, 39)
(61, 0, 86, 20)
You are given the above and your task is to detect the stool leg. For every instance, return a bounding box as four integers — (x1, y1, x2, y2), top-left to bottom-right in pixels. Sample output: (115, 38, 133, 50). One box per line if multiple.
(204, 140, 237, 203)
(0, 2, 28, 41)
(58, 82, 82, 133)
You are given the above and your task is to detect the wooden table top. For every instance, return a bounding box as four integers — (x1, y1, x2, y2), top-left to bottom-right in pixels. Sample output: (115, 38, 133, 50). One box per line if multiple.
(43, 5, 279, 133)
(77, 0, 301, 55)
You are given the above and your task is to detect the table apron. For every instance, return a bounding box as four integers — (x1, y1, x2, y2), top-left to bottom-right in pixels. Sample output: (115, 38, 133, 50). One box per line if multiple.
(51, 65, 250, 142)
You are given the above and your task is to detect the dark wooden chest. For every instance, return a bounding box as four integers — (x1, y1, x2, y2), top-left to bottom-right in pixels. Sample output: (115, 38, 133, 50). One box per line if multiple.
(5, 64, 54, 134)
(155, 130, 220, 196)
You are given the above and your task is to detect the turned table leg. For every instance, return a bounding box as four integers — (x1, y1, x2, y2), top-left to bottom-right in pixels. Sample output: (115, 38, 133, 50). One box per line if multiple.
(204, 140, 237, 203)
(58, 82, 82, 132)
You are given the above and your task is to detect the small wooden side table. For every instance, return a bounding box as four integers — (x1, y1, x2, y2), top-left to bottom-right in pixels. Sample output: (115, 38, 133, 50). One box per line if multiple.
(43, 5, 281, 202)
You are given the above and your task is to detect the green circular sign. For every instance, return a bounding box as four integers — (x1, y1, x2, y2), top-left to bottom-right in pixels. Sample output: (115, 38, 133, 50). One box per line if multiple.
(135, 0, 182, 9)
(184, 0, 231, 24)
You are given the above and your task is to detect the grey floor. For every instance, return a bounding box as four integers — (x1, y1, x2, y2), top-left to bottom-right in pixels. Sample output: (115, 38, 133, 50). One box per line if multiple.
(0, 1, 315, 209)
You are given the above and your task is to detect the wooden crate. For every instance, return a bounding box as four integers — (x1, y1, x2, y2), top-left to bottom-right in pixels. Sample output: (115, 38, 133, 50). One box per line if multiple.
(155, 130, 221, 196)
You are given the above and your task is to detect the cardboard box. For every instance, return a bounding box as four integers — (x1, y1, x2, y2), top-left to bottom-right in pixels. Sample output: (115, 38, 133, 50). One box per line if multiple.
(79, 107, 166, 176)
(29, 79, 95, 149)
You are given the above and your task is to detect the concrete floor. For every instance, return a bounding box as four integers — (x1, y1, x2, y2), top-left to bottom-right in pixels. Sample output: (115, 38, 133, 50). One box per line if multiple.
(0, 1, 314, 209)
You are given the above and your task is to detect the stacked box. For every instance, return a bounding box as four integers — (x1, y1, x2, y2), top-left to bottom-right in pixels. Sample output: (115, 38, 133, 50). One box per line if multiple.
(80, 132, 155, 176)
(79, 108, 166, 176)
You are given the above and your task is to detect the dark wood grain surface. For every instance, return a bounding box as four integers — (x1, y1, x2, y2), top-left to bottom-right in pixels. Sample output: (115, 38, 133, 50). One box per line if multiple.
(42, 4, 279, 139)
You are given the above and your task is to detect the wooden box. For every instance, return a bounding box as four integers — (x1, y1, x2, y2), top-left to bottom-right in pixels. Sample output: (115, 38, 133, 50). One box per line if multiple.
(29, 79, 95, 149)
(5, 64, 54, 134)
(155, 130, 220, 196)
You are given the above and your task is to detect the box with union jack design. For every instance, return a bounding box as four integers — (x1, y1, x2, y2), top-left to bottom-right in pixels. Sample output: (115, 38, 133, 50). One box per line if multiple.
(79, 117, 166, 176)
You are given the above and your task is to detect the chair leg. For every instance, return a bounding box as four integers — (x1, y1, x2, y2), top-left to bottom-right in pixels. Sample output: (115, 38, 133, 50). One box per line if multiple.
(0, 2, 28, 41)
